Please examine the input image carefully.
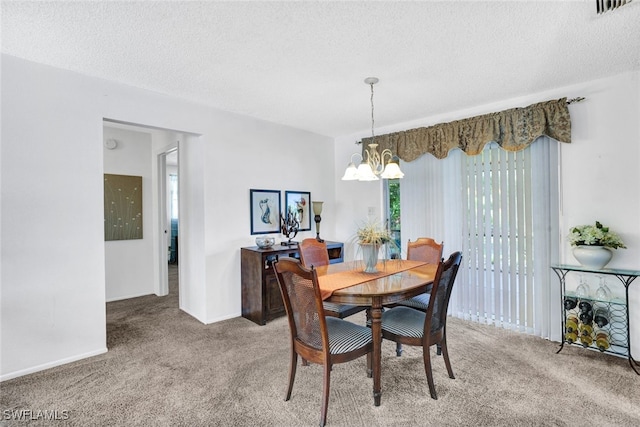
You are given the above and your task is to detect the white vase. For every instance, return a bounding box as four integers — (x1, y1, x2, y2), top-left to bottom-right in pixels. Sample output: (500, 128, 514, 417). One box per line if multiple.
(360, 243, 381, 273)
(572, 245, 613, 270)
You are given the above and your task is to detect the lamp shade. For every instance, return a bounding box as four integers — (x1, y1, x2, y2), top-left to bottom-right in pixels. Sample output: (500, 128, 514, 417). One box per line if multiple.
(341, 162, 359, 180)
(356, 161, 379, 181)
(312, 201, 324, 215)
(380, 157, 405, 179)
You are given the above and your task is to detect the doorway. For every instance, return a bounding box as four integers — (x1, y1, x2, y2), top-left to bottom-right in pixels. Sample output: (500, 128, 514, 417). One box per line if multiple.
(103, 119, 182, 303)
(158, 147, 179, 298)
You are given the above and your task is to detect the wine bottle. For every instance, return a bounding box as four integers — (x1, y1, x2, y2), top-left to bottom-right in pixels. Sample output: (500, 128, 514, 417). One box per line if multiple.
(579, 309, 594, 325)
(565, 330, 578, 344)
(578, 300, 592, 313)
(580, 333, 593, 348)
(595, 331, 610, 352)
(580, 322, 593, 338)
(564, 296, 577, 310)
(566, 315, 579, 333)
(594, 307, 609, 328)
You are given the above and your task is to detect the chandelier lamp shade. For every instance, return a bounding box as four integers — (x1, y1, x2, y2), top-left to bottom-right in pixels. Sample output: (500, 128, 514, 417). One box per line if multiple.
(342, 77, 404, 181)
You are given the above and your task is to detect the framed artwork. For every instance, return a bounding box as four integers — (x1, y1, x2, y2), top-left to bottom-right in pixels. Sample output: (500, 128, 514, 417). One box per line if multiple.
(104, 174, 143, 241)
(250, 189, 281, 235)
(285, 190, 311, 231)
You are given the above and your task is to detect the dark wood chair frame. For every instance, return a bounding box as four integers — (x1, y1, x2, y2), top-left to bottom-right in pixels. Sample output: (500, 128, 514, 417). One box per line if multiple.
(380, 251, 462, 400)
(407, 237, 444, 264)
(391, 237, 444, 356)
(298, 238, 367, 319)
(274, 257, 373, 427)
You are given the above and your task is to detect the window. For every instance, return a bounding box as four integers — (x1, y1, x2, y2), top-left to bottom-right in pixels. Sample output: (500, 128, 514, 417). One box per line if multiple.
(169, 174, 178, 220)
(385, 179, 401, 258)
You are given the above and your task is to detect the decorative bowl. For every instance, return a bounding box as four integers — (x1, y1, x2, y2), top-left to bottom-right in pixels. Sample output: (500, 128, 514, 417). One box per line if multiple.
(255, 236, 275, 249)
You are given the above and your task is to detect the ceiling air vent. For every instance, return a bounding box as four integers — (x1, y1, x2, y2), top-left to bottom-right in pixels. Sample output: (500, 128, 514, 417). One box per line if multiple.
(597, 0, 633, 14)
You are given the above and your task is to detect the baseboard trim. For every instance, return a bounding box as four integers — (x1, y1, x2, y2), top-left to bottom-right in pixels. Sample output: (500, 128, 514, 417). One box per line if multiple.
(177, 305, 207, 324)
(106, 292, 153, 303)
(205, 311, 241, 325)
(0, 347, 108, 382)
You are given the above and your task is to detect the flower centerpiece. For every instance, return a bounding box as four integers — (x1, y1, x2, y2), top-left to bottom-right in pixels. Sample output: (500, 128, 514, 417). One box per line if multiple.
(353, 220, 396, 273)
(568, 221, 626, 269)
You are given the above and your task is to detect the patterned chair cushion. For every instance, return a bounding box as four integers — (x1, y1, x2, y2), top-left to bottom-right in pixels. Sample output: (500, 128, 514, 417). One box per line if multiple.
(380, 306, 425, 339)
(326, 317, 373, 355)
(395, 293, 430, 311)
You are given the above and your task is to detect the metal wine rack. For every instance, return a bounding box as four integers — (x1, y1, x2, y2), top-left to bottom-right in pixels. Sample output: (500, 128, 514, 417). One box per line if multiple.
(551, 264, 640, 375)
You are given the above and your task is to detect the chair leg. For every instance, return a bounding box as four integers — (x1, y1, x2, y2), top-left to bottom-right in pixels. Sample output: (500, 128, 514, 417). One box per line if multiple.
(366, 352, 373, 378)
(436, 343, 442, 356)
(320, 363, 331, 427)
(286, 350, 298, 401)
(440, 335, 455, 379)
(302, 358, 309, 366)
(395, 342, 403, 357)
(423, 345, 437, 400)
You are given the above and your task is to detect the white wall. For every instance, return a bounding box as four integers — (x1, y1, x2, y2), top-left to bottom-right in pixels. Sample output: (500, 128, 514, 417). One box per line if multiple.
(1, 56, 108, 379)
(334, 139, 384, 260)
(103, 126, 154, 301)
(561, 71, 640, 356)
(202, 118, 337, 323)
(0, 55, 335, 380)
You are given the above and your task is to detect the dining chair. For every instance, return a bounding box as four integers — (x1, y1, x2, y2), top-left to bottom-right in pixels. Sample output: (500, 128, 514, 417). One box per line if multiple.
(298, 238, 367, 319)
(379, 251, 462, 400)
(390, 237, 443, 356)
(274, 257, 373, 427)
(407, 237, 444, 263)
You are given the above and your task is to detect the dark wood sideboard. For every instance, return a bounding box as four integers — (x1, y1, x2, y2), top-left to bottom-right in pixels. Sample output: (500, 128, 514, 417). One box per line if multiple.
(241, 241, 344, 325)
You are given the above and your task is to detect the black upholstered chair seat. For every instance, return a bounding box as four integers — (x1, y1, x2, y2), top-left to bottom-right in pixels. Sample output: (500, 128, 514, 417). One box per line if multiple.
(326, 317, 373, 355)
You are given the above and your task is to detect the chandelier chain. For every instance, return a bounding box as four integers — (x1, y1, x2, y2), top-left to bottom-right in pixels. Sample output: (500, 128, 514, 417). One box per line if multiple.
(370, 82, 375, 142)
(341, 76, 404, 181)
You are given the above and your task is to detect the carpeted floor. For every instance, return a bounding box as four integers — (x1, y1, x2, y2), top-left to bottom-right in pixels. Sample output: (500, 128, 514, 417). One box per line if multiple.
(1, 265, 639, 426)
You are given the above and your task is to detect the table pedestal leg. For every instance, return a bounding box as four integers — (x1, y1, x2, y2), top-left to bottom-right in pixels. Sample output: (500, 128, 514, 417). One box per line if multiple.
(370, 300, 382, 406)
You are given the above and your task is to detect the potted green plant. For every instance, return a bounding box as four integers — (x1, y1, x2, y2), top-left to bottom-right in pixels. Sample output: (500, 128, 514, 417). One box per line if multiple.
(352, 220, 396, 273)
(568, 221, 626, 269)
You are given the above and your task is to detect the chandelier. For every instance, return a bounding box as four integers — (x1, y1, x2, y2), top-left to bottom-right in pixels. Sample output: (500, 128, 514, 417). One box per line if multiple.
(342, 77, 404, 181)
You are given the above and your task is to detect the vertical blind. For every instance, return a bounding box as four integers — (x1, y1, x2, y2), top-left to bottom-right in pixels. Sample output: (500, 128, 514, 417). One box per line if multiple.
(461, 143, 535, 331)
(400, 137, 560, 339)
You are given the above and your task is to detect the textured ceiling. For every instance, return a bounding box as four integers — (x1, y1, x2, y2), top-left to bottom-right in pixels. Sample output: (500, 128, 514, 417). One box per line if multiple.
(2, 1, 640, 137)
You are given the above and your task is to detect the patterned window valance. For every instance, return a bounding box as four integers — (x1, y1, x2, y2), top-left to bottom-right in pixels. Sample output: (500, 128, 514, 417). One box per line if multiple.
(360, 98, 571, 162)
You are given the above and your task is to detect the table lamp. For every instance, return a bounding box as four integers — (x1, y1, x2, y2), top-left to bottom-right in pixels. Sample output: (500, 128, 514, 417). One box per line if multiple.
(312, 201, 324, 242)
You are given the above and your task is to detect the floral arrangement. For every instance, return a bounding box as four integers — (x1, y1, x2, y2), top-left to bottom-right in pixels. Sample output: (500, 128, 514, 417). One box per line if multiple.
(568, 221, 626, 249)
(355, 220, 394, 246)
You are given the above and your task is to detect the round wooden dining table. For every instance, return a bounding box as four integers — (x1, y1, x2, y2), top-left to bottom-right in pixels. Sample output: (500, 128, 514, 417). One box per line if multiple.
(315, 261, 437, 406)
